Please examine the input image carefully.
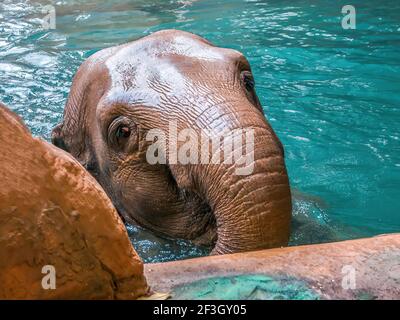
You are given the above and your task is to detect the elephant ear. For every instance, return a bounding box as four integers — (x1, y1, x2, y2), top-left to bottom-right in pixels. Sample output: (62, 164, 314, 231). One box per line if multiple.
(52, 47, 118, 171)
(52, 64, 91, 168)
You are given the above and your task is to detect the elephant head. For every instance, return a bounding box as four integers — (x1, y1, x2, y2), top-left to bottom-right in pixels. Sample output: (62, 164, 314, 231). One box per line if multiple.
(51, 30, 291, 254)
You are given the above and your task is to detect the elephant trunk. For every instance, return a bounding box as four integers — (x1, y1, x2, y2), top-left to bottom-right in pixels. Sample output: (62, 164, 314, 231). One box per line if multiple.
(190, 105, 292, 254)
(210, 152, 292, 254)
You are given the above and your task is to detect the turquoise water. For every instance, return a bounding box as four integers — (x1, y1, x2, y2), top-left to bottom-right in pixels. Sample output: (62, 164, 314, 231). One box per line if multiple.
(1, 0, 399, 262)
(172, 274, 319, 300)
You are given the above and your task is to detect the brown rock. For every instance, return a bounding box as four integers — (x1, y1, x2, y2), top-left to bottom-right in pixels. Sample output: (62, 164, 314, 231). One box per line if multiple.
(0, 103, 149, 299)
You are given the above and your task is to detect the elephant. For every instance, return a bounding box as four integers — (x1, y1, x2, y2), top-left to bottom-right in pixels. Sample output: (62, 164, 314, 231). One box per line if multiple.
(51, 29, 292, 254)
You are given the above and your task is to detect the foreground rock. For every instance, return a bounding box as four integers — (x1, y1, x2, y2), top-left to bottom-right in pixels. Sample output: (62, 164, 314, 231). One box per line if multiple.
(145, 234, 400, 299)
(0, 104, 148, 299)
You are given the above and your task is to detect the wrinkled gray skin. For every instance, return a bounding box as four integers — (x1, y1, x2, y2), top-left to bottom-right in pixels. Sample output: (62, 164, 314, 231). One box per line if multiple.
(52, 30, 292, 254)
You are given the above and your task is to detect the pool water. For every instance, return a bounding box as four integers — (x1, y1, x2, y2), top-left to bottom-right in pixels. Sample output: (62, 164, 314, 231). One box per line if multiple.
(172, 274, 320, 300)
(1, 0, 399, 262)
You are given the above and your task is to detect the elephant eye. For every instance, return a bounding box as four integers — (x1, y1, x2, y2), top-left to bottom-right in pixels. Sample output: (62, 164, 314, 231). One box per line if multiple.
(241, 71, 255, 91)
(108, 118, 130, 144)
(116, 126, 131, 139)
(107, 116, 137, 150)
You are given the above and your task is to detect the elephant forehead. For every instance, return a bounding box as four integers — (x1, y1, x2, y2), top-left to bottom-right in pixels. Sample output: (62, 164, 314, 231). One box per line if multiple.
(104, 57, 188, 107)
(107, 31, 230, 66)
(102, 31, 241, 107)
